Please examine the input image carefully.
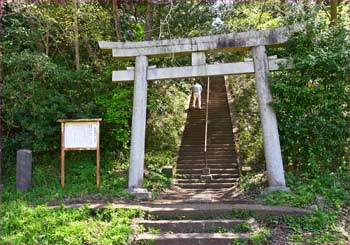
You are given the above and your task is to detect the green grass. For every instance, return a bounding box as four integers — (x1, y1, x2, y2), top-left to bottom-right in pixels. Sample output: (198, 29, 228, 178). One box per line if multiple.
(0, 203, 143, 244)
(264, 211, 349, 244)
(2, 150, 174, 205)
(1, 150, 173, 244)
(239, 170, 350, 244)
(261, 171, 350, 209)
(2, 152, 129, 205)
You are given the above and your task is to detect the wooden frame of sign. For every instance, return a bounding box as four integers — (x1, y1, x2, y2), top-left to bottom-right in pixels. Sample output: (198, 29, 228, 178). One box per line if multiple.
(57, 118, 102, 187)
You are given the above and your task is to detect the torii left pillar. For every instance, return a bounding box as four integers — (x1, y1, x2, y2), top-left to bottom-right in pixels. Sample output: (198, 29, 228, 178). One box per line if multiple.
(127, 55, 152, 199)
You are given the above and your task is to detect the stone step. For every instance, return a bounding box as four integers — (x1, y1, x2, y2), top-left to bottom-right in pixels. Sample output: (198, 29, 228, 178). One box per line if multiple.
(174, 178, 238, 184)
(177, 159, 236, 163)
(179, 149, 235, 154)
(146, 203, 313, 219)
(179, 143, 233, 147)
(178, 150, 233, 154)
(179, 140, 234, 144)
(184, 121, 230, 124)
(178, 154, 235, 160)
(180, 144, 234, 148)
(176, 164, 238, 170)
(177, 159, 236, 164)
(176, 173, 239, 179)
(179, 148, 233, 151)
(138, 219, 245, 233)
(177, 182, 236, 189)
(178, 152, 234, 156)
(180, 138, 234, 142)
(177, 157, 236, 162)
(183, 130, 233, 134)
(176, 168, 239, 175)
(182, 133, 233, 137)
(135, 232, 250, 245)
(183, 128, 232, 131)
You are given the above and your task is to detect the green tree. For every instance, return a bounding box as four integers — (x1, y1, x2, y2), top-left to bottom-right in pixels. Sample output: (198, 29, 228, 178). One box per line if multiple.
(271, 23, 350, 174)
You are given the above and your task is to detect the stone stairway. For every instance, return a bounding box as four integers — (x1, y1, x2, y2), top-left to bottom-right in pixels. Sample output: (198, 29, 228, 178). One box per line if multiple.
(175, 76, 239, 190)
(133, 204, 253, 244)
(131, 203, 312, 244)
(133, 77, 247, 244)
(52, 202, 312, 245)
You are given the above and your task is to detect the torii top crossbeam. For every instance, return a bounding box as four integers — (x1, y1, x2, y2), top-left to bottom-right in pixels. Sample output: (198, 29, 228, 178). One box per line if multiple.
(99, 25, 303, 59)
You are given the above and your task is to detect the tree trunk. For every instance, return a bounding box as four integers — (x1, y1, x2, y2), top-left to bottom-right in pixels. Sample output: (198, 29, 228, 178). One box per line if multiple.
(82, 33, 102, 73)
(44, 24, 49, 56)
(73, 0, 80, 71)
(0, 0, 4, 189)
(330, 0, 337, 26)
(145, 0, 153, 41)
(112, 0, 122, 41)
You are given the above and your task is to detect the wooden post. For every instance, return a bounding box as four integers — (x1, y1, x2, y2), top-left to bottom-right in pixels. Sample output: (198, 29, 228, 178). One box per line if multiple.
(61, 122, 65, 187)
(96, 132, 100, 187)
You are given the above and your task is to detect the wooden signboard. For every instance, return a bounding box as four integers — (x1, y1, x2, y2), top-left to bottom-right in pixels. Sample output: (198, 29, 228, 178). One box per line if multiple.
(58, 119, 102, 187)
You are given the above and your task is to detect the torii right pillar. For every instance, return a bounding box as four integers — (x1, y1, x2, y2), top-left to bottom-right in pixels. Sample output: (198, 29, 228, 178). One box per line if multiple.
(253, 45, 289, 192)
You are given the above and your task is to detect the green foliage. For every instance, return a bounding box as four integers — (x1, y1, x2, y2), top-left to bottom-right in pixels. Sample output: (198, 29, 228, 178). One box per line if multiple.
(144, 150, 174, 195)
(249, 227, 271, 244)
(262, 170, 350, 209)
(222, 1, 282, 32)
(228, 75, 264, 169)
(271, 23, 350, 173)
(0, 203, 142, 244)
(163, 3, 215, 38)
(233, 221, 251, 233)
(266, 211, 347, 244)
(146, 83, 188, 152)
(239, 172, 265, 193)
(96, 86, 133, 150)
(2, 50, 100, 159)
(2, 153, 130, 205)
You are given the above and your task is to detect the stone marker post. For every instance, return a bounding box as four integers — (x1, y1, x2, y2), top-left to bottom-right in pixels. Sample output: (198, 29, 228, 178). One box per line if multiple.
(127, 55, 151, 199)
(16, 149, 32, 191)
(252, 45, 289, 192)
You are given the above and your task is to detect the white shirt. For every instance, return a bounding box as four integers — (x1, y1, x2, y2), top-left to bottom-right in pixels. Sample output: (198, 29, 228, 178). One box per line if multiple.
(192, 83, 202, 94)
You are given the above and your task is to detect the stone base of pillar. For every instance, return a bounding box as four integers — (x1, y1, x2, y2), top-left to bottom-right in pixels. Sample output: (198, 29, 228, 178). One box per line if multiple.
(265, 186, 291, 193)
(126, 188, 152, 200)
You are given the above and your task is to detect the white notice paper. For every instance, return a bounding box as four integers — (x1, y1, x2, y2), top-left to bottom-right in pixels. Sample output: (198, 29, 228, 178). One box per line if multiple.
(64, 122, 99, 148)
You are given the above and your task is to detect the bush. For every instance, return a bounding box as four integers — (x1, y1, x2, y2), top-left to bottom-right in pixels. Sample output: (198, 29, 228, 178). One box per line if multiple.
(2, 50, 104, 164)
(228, 75, 264, 169)
(271, 23, 350, 174)
(96, 85, 133, 151)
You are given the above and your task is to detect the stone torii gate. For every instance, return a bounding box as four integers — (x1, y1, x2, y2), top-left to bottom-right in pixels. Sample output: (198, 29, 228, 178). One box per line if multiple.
(99, 25, 302, 196)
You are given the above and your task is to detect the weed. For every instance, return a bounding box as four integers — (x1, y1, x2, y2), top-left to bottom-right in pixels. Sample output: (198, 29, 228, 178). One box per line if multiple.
(0, 202, 142, 244)
(249, 227, 271, 244)
(233, 221, 252, 233)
